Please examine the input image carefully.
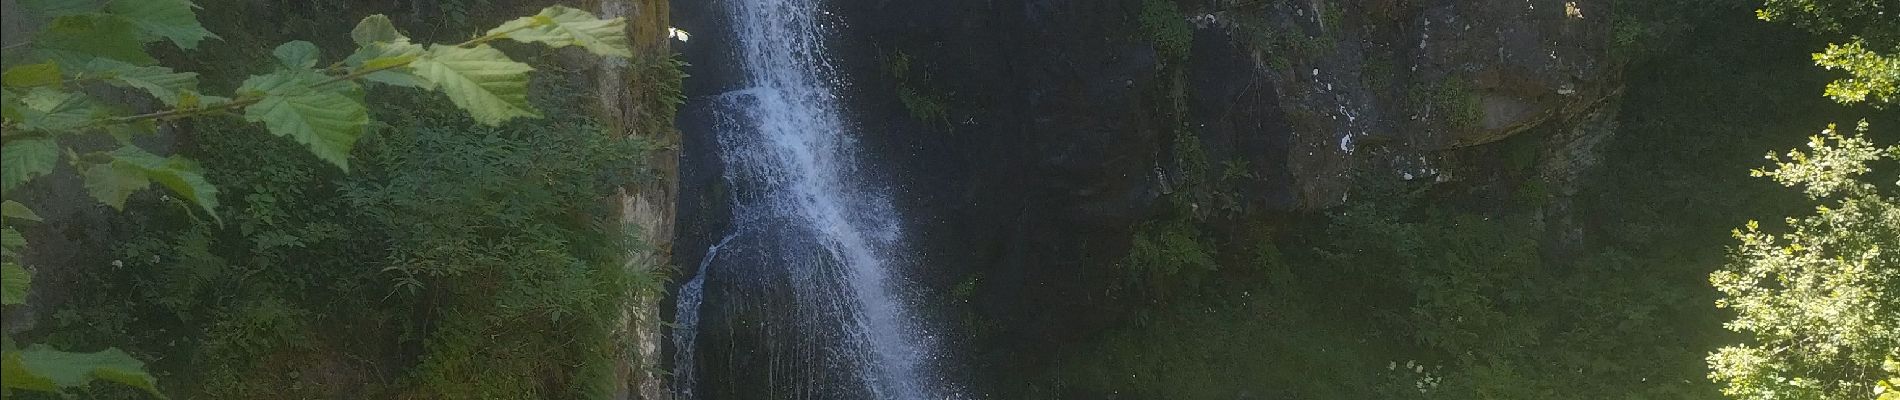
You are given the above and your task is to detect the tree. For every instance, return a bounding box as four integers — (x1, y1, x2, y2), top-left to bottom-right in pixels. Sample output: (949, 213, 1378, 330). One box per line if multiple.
(1708, 121, 1900, 400)
(1757, 0, 1899, 106)
(0, 1, 632, 397)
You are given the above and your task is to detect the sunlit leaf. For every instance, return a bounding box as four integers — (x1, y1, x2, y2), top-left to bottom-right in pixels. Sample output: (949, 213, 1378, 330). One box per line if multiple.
(1, 201, 43, 222)
(2, 63, 63, 88)
(410, 44, 537, 125)
(488, 6, 633, 58)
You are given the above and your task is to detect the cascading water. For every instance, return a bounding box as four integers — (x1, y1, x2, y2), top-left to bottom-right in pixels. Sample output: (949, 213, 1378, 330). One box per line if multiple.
(670, 0, 950, 398)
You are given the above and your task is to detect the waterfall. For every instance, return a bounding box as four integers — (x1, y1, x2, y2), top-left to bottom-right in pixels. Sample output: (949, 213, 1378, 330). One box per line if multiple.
(670, 231, 735, 399)
(671, 0, 949, 398)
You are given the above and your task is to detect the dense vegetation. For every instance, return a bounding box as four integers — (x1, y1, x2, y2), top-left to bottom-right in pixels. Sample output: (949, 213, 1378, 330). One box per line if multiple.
(2, 0, 677, 398)
(1023, 1, 1899, 399)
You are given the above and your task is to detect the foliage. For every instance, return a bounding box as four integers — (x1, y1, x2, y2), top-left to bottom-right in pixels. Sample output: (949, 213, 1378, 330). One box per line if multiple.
(0, 2, 635, 398)
(1708, 121, 1899, 400)
(883, 50, 951, 128)
(1757, 0, 1899, 107)
(1811, 41, 1899, 106)
(1222, 2, 1338, 74)
(1138, 0, 1191, 67)
(1119, 207, 1217, 298)
(634, 53, 690, 137)
(1756, 0, 1896, 48)
(3, 2, 633, 208)
(40, 76, 655, 398)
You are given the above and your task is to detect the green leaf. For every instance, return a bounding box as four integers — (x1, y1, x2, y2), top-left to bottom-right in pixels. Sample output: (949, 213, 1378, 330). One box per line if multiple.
(2, 138, 60, 191)
(2, 262, 29, 305)
(2, 89, 22, 122)
(2, 344, 163, 398)
(81, 159, 147, 210)
(1, 227, 21, 261)
(15, 88, 99, 132)
(106, 0, 218, 49)
(272, 41, 321, 69)
(175, 91, 230, 110)
(104, 119, 157, 144)
(29, 14, 155, 66)
(106, 146, 219, 217)
(19, 0, 99, 18)
(0, 347, 56, 392)
(238, 70, 368, 169)
(81, 146, 222, 216)
(2, 63, 63, 88)
(1, 227, 22, 252)
(488, 6, 633, 58)
(350, 14, 405, 46)
(344, 40, 429, 89)
(89, 59, 199, 107)
(410, 44, 538, 125)
(1, 201, 43, 222)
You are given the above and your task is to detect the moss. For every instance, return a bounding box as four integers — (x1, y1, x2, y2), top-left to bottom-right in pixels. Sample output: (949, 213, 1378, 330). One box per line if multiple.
(883, 50, 953, 127)
(1409, 78, 1485, 130)
(1318, 0, 1345, 33)
(1139, 0, 1192, 66)
(1361, 52, 1397, 92)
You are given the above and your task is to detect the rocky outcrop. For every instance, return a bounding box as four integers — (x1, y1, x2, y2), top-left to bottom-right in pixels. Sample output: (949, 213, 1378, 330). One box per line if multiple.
(586, 0, 677, 398)
(669, 0, 1624, 395)
(1186, 0, 1617, 206)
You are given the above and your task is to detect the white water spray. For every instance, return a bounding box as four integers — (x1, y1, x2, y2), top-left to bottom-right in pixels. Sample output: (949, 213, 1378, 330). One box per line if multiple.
(670, 0, 948, 398)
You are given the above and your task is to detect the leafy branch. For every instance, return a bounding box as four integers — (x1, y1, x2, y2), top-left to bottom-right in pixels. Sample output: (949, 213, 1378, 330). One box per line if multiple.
(0, 1, 636, 397)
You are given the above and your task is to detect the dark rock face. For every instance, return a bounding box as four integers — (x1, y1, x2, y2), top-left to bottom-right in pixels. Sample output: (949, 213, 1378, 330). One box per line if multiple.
(1411, 0, 1615, 148)
(673, 0, 1196, 394)
(670, 0, 1620, 396)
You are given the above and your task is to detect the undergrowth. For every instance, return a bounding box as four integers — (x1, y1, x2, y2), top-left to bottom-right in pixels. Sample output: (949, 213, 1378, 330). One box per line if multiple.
(36, 73, 657, 399)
